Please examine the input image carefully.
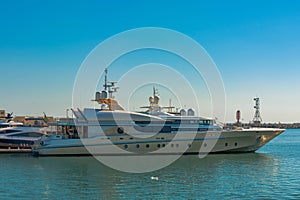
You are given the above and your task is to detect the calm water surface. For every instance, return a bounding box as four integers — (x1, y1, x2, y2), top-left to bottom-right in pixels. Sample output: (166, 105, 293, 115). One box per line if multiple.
(0, 129, 299, 199)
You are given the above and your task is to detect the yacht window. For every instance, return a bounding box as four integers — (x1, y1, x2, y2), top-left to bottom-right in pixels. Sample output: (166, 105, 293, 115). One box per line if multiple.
(117, 127, 124, 134)
(14, 132, 44, 137)
(199, 120, 212, 125)
(4, 130, 22, 134)
(162, 144, 165, 147)
(135, 121, 150, 125)
(198, 128, 208, 131)
(160, 126, 171, 133)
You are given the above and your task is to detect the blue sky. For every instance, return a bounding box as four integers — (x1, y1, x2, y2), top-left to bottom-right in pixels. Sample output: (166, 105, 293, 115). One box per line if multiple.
(0, 0, 299, 122)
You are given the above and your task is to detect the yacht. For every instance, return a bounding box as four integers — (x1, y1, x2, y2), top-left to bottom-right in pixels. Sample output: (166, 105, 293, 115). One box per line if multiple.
(0, 121, 24, 128)
(0, 126, 46, 149)
(0, 112, 23, 128)
(32, 69, 285, 156)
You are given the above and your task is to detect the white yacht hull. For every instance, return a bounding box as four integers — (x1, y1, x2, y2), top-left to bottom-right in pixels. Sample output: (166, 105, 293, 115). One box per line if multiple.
(33, 128, 284, 156)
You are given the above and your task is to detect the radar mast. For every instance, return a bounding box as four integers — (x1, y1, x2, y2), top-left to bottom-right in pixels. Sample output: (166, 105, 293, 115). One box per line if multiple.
(253, 97, 262, 124)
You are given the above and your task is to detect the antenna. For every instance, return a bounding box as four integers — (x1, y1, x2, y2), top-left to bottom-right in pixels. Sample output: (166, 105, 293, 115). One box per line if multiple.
(104, 68, 108, 91)
(101, 68, 119, 98)
(253, 97, 262, 124)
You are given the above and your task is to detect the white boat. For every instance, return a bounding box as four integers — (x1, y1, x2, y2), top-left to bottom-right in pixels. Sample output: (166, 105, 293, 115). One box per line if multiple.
(0, 112, 23, 128)
(0, 126, 46, 150)
(0, 121, 24, 128)
(32, 69, 284, 156)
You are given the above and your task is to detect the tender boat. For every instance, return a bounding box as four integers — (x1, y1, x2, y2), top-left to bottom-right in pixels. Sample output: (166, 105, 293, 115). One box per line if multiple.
(32, 69, 285, 156)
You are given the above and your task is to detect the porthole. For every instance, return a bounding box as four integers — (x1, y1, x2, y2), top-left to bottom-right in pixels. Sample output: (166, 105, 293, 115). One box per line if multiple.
(162, 144, 165, 147)
(120, 137, 123, 140)
(176, 144, 179, 148)
(130, 137, 133, 140)
(225, 143, 228, 147)
(157, 144, 161, 148)
(171, 144, 174, 148)
(136, 144, 140, 148)
(235, 142, 238, 146)
(146, 144, 150, 148)
(117, 127, 124, 134)
(124, 144, 128, 149)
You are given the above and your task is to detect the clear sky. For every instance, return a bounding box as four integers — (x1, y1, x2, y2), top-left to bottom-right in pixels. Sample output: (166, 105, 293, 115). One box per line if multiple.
(0, 0, 299, 122)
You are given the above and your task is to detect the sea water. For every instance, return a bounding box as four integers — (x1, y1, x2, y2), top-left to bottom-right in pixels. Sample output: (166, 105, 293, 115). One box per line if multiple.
(0, 129, 299, 199)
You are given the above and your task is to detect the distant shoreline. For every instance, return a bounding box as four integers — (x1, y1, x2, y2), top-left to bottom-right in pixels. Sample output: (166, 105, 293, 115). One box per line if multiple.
(225, 122, 300, 129)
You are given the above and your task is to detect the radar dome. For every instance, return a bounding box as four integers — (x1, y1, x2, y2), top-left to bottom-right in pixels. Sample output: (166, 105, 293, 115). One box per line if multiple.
(100, 90, 108, 99)
(180, 109, 187, 116)
(187, 108, 195, 116)
(95, 92, 101, 100)
(154, 95, 160, 104)
(149, 96, 154, 103)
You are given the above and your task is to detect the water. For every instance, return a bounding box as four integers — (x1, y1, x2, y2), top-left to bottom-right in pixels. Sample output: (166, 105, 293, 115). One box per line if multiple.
(0, 129, 299, 199)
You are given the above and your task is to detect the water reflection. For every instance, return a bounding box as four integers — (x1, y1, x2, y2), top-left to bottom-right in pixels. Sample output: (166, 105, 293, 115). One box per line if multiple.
(16, 153, 283, 199)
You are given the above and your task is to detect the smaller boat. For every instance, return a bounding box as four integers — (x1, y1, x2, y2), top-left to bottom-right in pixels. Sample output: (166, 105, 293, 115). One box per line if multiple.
(0, 112, 23, 128)
(0, 121, 24, 128)
(0, 127, 46, 150)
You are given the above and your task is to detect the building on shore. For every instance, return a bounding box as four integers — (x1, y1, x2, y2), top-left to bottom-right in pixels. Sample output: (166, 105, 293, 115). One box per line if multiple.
(13, 116, 54, 127)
